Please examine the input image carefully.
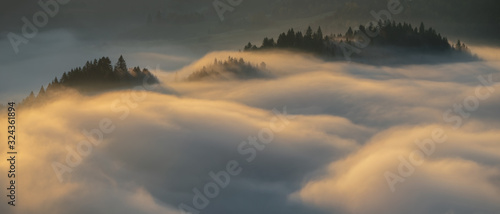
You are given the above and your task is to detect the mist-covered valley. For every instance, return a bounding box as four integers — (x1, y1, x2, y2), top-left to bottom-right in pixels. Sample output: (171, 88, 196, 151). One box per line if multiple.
(1, 48, 500, 214)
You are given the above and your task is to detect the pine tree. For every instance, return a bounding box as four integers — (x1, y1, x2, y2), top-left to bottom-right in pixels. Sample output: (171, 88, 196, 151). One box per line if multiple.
(305, 26, 313, 39)
(115, 55, 128, 72)
(61, 72, 68, 83)
(346, 27, 354, 39)
(456, 40, 462, 51)
(28, 91, 35, 100)
(244, 42, 254, 51)
(24, 91, 36, 104)
(114, 55, 130, 81)
(295, 31, 304, 47)
(315, 27, 323, 41)
(419, 22, 425, 34)
(277, 33, 287, 47)
(262, 37, 275, 48)
(286, 29, 296, 46)
(37, 86, 46, 98)
(46, 83, 53, 92)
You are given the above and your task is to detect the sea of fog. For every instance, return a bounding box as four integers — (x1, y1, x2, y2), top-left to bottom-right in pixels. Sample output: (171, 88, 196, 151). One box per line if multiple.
(1, 48, 499, 214)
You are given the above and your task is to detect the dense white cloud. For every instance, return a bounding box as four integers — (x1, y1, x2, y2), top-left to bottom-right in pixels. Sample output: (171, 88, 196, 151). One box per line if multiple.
(295, 125, 500, 214)
(1, 49, 499, 214)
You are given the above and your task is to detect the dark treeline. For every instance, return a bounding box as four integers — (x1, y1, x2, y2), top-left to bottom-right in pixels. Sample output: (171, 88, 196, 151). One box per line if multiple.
(58, 55, 158, 89)
(244, 21, 471, 58)
(187, 56, 268, 81)
(367, 21, 463, 51)
(21, 55, 159, 106)
(271, 0, 498, 43)
(244, 26, 327, 54)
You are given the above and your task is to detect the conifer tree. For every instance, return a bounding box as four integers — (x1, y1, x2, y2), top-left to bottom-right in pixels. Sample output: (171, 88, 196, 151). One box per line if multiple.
(315, 27, 323, 41)
(305, 26, 313, 39)
(419, 22, 425, 34)
(37, 86, 46, 98)
(346, 27, 354, 39)
(114, 55, 130, 81)
(24, 91, 35, 104)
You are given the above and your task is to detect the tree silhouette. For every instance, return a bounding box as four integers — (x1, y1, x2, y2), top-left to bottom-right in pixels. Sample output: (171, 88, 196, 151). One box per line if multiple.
(114, 55, 131, 81)
(37, 86, 46, 98)
(243, 21, 472, 60)
(262, 37, 276, 48)
(187, 57, 268, 81)
(20, 55, 160, 107)
(419, 22, 425, 34)
(315, 27, 323, 41)
(305, 26, 313, 40)
(346, 27, 354, 40)
(22, 91, 36, 106)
